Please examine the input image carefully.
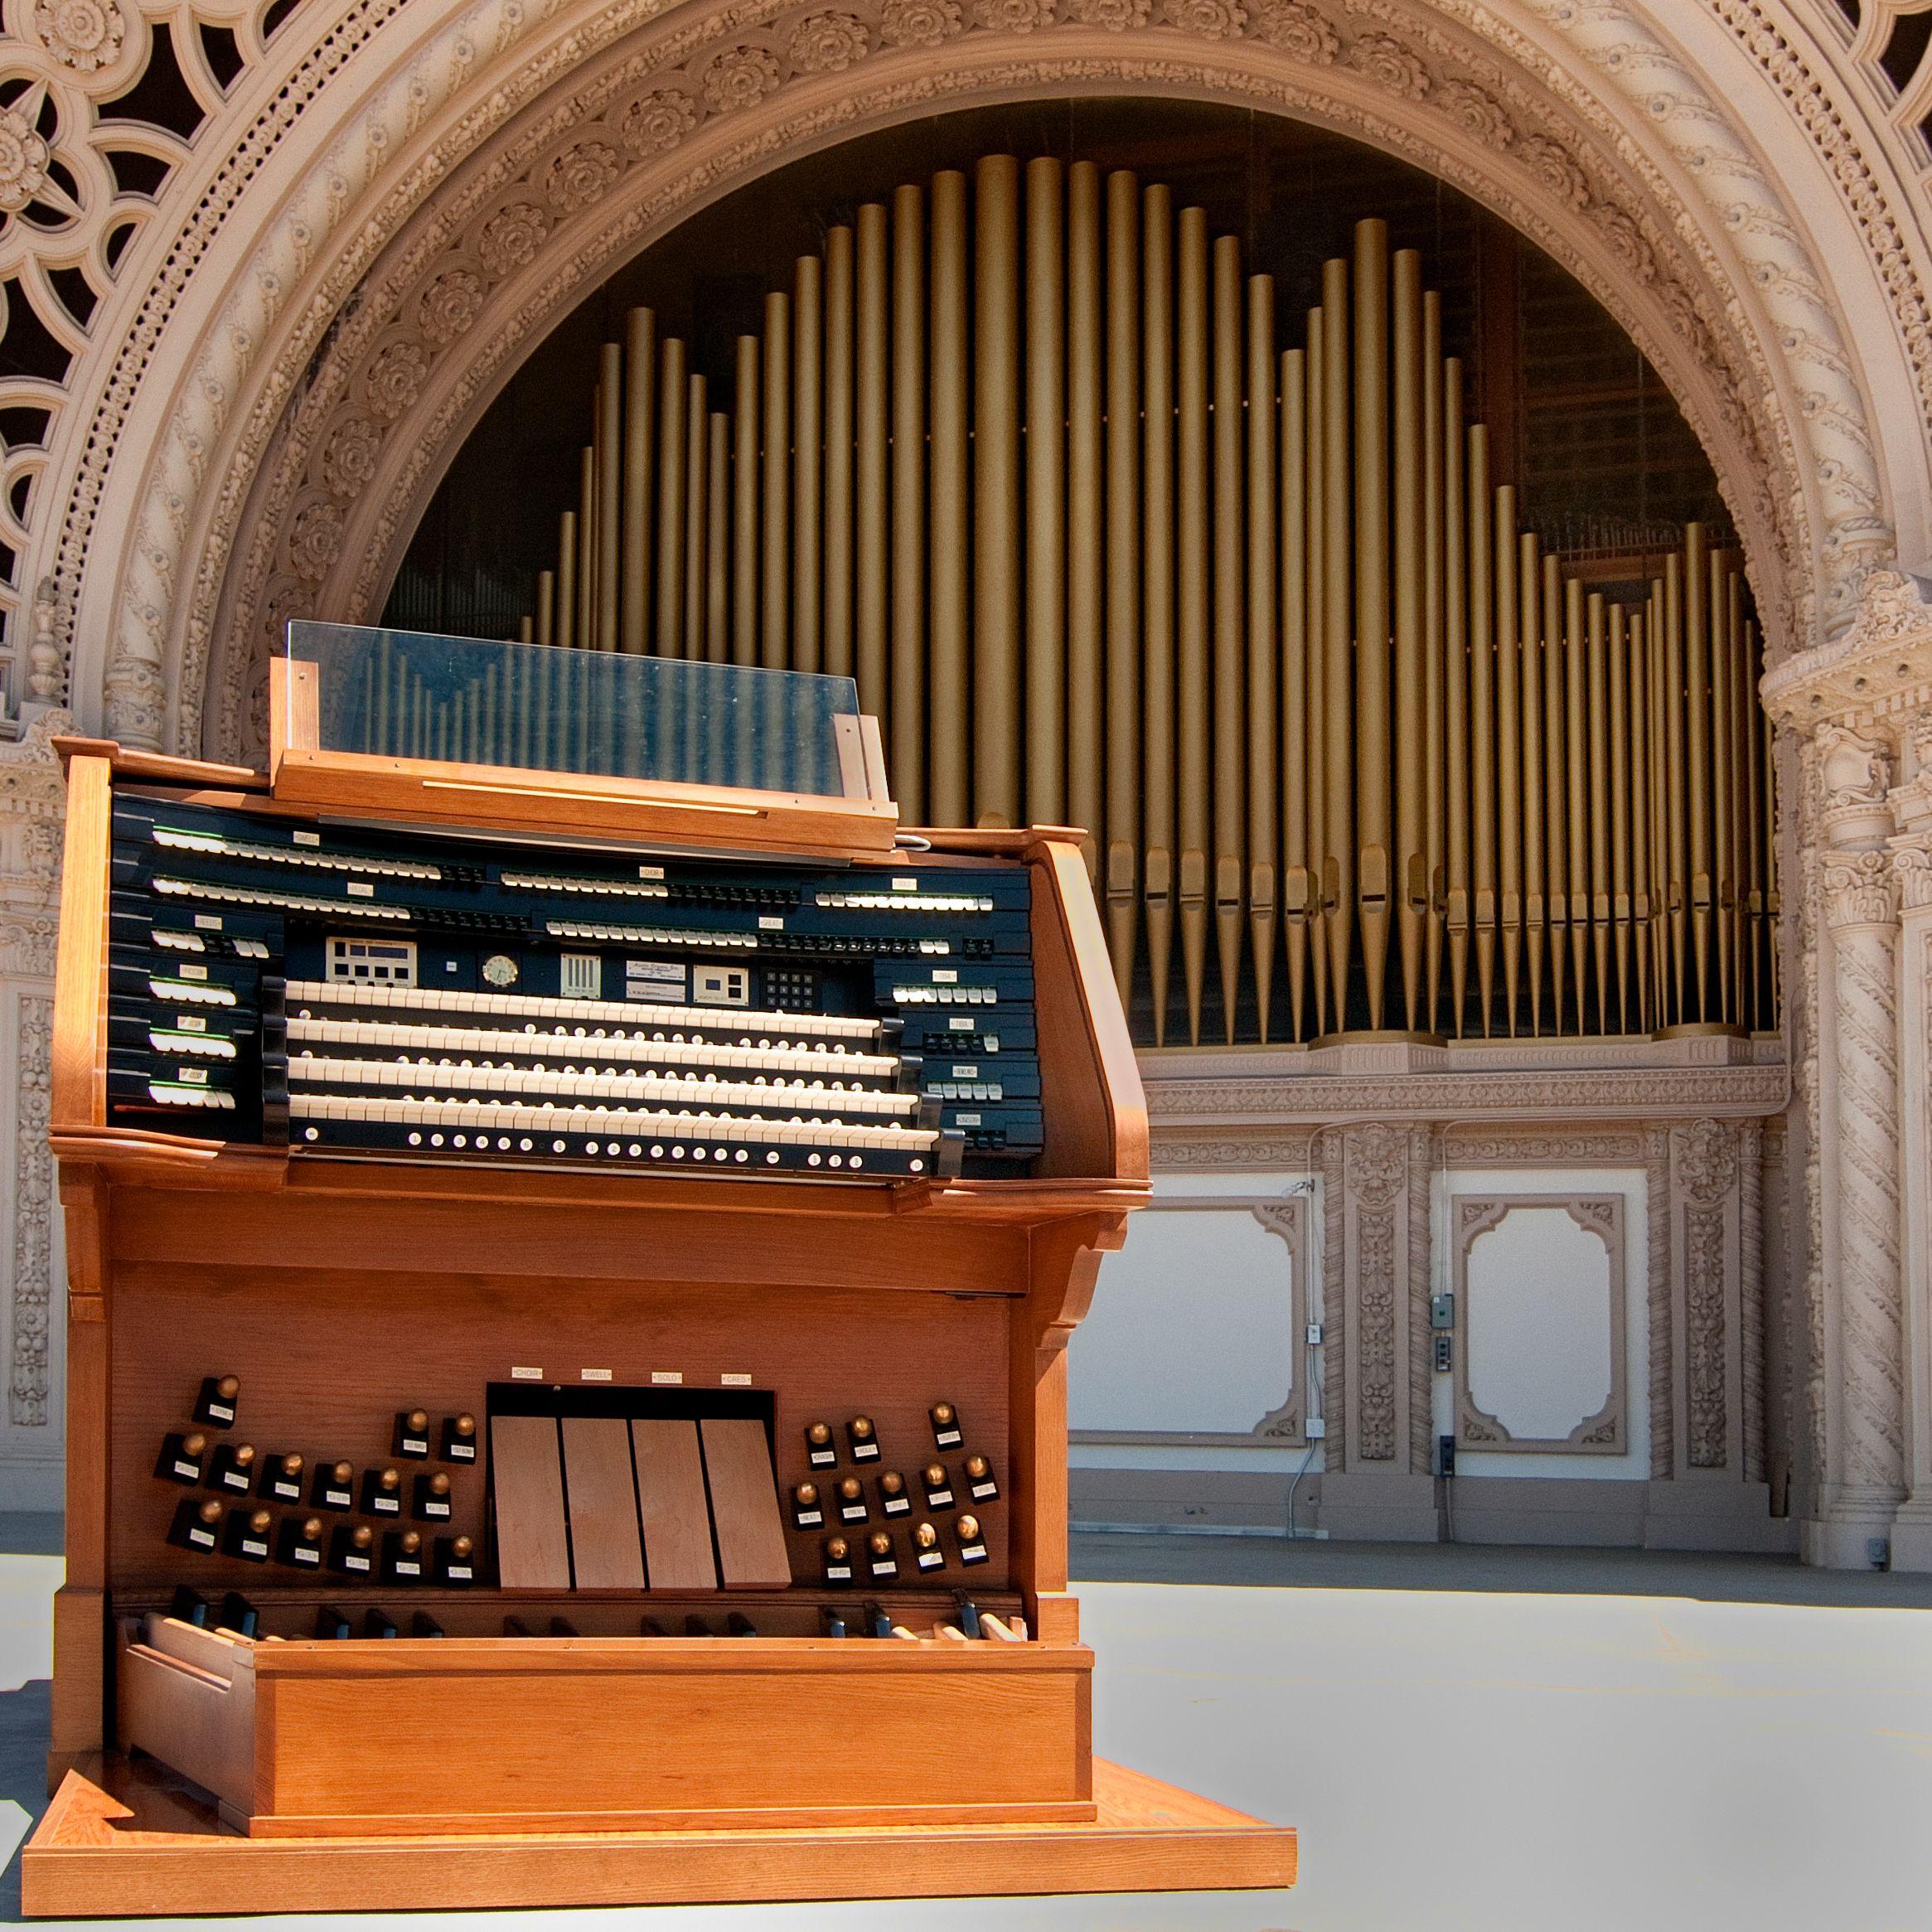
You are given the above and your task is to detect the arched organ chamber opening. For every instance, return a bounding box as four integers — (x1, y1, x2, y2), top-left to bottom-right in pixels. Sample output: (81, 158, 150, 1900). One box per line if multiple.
(399, 140, 1776, 1050)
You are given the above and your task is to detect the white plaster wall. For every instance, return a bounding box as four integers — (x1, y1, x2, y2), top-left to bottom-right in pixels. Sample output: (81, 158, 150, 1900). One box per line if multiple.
(1069, 1173, 1319, 1476)
(1433, 1167, 1650, 1481)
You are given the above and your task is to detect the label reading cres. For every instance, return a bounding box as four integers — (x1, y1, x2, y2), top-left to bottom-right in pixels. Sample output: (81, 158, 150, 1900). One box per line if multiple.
(193, 913, 222, 930)
(293, 830, 321, 847)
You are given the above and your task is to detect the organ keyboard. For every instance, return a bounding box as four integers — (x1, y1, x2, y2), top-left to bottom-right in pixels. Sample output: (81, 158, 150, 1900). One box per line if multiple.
(31, 627, 1292, 1917)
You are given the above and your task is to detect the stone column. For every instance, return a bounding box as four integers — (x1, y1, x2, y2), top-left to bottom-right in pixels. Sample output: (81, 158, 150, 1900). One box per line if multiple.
(1764, 571, 1932, 1566)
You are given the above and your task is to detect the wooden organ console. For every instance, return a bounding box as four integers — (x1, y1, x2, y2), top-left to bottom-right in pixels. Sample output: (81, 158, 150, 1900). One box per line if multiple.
(25, 626, 1295, 1915)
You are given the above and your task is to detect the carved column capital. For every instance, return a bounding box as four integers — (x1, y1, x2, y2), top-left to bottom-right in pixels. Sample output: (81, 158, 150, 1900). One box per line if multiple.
(1823, 849, 1901, 932)
(1890, 836, 1932, 916)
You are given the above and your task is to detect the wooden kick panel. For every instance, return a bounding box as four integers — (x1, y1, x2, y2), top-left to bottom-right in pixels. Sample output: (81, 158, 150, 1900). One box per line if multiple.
(490, 1416, 571, 1590)
(559, 1417, 644, 1591)
(699, 1418, 791, 1589)
(630, 1419, 717, 1591)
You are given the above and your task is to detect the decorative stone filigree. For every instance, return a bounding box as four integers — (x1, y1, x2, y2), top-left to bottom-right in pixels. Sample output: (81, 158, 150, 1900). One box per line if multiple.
(1160, 0, 1247, 37)
(8, 996, 53, 1428)
(1674, 1117, 1740, 1206)
(29, 1, 131, 75)
(544, 140, 625, 214)
(477, 200, 553, 276)
(1436, 75, 1511, 145)
(620, 88, 701, 153)
(787, 11, 871, 70)
(1818, 724, 1891, 811)
(879, 0, 963, 43)
(416, 269, 486, 346)
(1822, 849, 1898, 931)
(700, 43, 785, 110)
(1346, 30, 1427, 97)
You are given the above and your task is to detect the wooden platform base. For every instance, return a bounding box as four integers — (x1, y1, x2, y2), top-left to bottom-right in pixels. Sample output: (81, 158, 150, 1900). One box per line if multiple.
(22, 1755, 1295, 1917)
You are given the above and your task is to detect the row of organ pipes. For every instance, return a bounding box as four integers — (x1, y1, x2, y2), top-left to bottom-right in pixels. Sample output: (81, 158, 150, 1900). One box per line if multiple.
(505, 155, 1777, 1048)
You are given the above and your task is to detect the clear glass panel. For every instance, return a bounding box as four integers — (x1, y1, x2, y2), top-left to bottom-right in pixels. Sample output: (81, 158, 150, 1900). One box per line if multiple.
(285, 621, 864, 798)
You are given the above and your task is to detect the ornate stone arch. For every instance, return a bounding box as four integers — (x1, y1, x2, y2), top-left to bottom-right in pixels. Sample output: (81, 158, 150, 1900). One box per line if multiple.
(4, 1, 1920, 753)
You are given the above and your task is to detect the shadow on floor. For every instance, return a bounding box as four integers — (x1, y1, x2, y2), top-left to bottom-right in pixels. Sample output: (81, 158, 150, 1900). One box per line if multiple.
(0, 1518, 61, 1560)
(0, 1679, 51, 1923)
(1069, 1529, 1932, 1609)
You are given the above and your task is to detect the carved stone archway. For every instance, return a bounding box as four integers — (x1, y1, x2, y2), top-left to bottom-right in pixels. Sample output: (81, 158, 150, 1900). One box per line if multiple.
(181, 1, 1901, 765)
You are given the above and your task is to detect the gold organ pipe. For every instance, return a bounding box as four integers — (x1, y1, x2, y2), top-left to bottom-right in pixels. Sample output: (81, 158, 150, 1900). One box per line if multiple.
(1391, 247, 1426, 1034)
(732, 336, 760, 668)
(1663, 551, 1687, 1020)
(535, 569, 555, 649)
(1518, 531, 1545, 1036)
(1684, 522, 1712, 1019)
(890, 184, 926, 818)
(823, 225, 855, 683)
(1441, 356, 1468, 1037)
(1103, 168, 1140, 1000)
(1586, 590, 1610, 1034)
(792, 253, 824, 677)
(1728, 562, 1750, 1024)
(1743, 599, 1764, 1026)
(1281, 344, 1310, 1041)
(576, 443, 596, 656)
(1142, 182, 1177, 1043)
(1715, 556, 1746, 1028)
(1305, 307, 1329, 1037)
(1322, 258, 1354, 1027)
(1067, 162, 1104, 884)
(855, 205, 889, 715)
(1650, 579, 1672, 1024)
(1758, 641, 1776, 1026)
(1542, 554, 1567, 1031)
(655, 341, 687, 657)
(1353, 220, 1392, 1030)
(554, 512, 575, 650)
(1494, 484, 1522, 1034)
(974, 154, 1021, 827)
(1628, 610, 1652, 1033)
(1564, 577, 1588, 1020)
(597, 341, 622, 653)
(621, 309, 654, 654)
(706, 411, 729, 664)
(929, 169, 971, 828)
(1421, 294, 1446, 1033)
(1025, 157, 1067, 829)
(1247, 270, 1280, 1043)
(683, 371, 708, 663)
(761, 290, 792, 672)
(1212, 235, 1247, 1043)
(1466, 422, 1495, 1034)
(1175, 205, 1212, 1046)
(1608, 600, 1631, 1033)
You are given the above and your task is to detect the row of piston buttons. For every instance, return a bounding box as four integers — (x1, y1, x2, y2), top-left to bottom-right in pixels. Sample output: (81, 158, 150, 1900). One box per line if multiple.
(792, 1456, 997, 1530)
(820, 1518, 990, 1582)
(802, 1403, 966, 1468)
(157, 1441, 467, 1521)
(167, 1499, 474, 1582)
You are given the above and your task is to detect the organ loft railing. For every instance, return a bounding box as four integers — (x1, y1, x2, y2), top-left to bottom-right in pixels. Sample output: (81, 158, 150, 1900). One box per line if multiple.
(480, 155, 1778, 1049)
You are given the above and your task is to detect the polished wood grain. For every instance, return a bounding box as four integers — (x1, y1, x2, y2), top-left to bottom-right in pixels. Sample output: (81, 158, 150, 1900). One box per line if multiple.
(23, 1758, 1295, 1915)
(51, 753, 110, 1135)
(490, 1416, 571, 1591)
(115, 1618, 255, 1819)
(632, 1420, 718, 1591)
(560, 1417, 645, 1591)
(698, 1419, 790, 1589)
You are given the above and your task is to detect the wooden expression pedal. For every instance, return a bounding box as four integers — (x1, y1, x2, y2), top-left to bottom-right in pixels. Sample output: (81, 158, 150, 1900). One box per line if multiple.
(309, 1460, 356, 1511)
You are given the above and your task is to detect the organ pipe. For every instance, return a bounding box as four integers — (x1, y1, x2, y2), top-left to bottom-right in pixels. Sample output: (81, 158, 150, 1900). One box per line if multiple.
(511, 165, 1776, 1048)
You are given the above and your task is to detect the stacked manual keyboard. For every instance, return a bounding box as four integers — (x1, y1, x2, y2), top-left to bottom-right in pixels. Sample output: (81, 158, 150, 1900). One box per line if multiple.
(106, 793, 1043, 1180)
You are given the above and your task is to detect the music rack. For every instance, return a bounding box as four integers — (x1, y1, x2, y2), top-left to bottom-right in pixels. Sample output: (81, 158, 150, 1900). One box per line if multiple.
(24, 627, 1295, 1915)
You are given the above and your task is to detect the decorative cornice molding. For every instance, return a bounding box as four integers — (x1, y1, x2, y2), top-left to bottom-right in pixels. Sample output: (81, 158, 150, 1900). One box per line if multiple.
(1145, 1061, 1788, 1124)
(1762, 569, 1932, 732)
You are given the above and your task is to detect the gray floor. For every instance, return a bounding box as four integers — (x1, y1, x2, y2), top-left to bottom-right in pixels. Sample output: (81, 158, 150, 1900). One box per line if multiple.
(5, 1517, 1931, 1930)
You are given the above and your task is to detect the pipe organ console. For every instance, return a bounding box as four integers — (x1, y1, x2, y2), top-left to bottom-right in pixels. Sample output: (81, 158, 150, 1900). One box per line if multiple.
(28, 630, 1294, 1915)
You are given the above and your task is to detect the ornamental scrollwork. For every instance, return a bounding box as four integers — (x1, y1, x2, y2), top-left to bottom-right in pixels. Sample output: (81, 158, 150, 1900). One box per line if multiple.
(1821, 848, 1899, 930)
